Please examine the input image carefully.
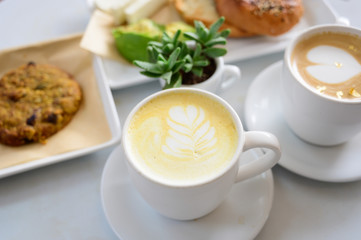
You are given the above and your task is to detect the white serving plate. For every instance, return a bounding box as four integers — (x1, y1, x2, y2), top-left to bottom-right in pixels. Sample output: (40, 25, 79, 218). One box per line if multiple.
(0, 57, 121, 179)
(93, 0, 339, 89)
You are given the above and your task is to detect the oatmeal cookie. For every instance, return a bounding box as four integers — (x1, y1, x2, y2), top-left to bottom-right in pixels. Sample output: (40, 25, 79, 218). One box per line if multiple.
(0, 62, 82, 146)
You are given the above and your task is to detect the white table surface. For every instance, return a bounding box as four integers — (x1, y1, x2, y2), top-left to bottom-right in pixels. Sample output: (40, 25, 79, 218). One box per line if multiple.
(1, 0, 361, 239)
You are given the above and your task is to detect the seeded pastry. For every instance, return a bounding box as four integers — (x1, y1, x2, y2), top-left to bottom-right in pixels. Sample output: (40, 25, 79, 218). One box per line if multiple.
(215, 0, 304, 36)
(0, 62, 82, 146)
(174, 0, 257, 37)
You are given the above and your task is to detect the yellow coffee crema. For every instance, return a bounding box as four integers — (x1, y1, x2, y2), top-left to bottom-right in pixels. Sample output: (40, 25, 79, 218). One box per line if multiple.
(127, 92, 238, 184)
(291, 31, 361, 100)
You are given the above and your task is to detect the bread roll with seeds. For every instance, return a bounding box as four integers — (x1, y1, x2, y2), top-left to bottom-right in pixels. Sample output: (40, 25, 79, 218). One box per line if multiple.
(174, 0, 257, 37)
(215, 0, 304, 36)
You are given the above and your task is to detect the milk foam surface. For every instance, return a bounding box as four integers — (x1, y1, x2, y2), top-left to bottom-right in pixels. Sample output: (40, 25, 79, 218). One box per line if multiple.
(306, 46, 361, 84)
(291, 31, 361, 100)
(127, 92, 238, 184)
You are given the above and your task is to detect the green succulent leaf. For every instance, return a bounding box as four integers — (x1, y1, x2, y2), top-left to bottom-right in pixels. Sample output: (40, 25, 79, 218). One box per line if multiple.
(139, 71, 162, 78)
(161, 71, 173, 84)
(172, 60, 185, 73)
(179, 43, 190, 58)
(192, 67, 203, 77)
(168, 47, 181, 69)
(173, 77, 182, 88)
(172, 30, 181, 44)
(193, 60, 209, 67)
(156, 60, 168, 72)
(157, 54, 166, 62)
(194, 21, 207, 38)
(164, 73, 182, 89)
(147, 46, 158, 63)
(183, 63, 193, 72)
(219, 29, 231, 38)
(193, 43, 202, 58)
(133, 61, 163, 74)
(164, 43, 175, 52)
(203, 47, 227, 58)
(148, 41, 163, 47)
(184, 54, 193, 63)
(204, 37, 227, 47)
(198, 29, 209, 43)
(149, 45, 162, 56)
(161, 33, 172, 45)
(209, 17, 225, 36)
(183, 32, 199, 42)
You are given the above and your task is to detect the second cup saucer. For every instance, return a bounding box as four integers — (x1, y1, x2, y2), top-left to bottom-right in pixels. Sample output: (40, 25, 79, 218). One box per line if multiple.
(244, 61, 361, 182)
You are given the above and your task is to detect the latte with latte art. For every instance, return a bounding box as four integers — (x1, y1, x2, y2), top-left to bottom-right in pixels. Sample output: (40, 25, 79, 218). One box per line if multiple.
(126, 91, 238, 184)
(291, 31, 361, 100)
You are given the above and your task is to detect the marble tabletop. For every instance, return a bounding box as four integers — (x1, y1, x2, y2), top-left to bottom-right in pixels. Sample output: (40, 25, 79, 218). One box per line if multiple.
(1, 0, 361, 239)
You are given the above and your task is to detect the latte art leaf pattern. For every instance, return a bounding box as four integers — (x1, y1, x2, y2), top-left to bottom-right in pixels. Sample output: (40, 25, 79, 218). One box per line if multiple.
(128, 91, 239, 183)
(162, 105, 217, 159)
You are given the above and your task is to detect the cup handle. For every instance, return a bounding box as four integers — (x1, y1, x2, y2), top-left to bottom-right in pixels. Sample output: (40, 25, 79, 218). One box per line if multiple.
(235, 131, 281, 183)
(336, 17, 350, 26)
(220, 65, 241, 91)
(322, 0, 350, 26)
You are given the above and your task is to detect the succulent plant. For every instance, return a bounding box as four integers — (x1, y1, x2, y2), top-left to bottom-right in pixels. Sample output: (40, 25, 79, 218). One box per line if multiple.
(133, 17, 230, 89)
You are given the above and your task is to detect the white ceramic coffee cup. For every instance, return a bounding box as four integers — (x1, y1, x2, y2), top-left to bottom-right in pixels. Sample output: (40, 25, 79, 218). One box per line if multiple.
(122, 88, 281, 220)
(281, 24, 361, 146)
(159, 57, 241, 93)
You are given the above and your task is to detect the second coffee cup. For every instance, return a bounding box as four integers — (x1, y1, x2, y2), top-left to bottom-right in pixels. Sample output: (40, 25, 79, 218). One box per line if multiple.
(281, 24, 361, 146)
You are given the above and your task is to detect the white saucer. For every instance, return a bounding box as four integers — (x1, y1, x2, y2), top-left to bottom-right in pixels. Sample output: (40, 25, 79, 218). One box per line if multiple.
(244, 61, 361, 182)
(101, 145, 274, 240)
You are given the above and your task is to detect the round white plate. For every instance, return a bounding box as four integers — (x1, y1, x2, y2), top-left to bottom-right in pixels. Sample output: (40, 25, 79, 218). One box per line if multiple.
(244, 61, 361, 182)
(101, 145, 274, 240)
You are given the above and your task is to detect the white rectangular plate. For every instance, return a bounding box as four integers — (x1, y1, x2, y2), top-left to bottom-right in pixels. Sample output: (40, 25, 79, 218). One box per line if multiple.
(94, 0, 338, 90)
(0, 57, 121, 179)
